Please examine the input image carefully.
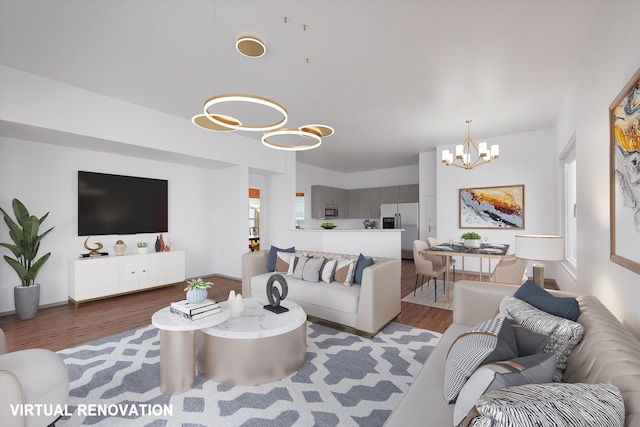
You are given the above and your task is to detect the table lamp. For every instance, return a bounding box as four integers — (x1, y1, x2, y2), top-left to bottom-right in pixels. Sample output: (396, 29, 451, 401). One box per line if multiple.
(515, 235, 564, 287)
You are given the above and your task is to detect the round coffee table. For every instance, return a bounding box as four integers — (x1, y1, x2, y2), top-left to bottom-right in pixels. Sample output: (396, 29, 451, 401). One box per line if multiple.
(196, 298, 307, 386)
(152, 306, 230, 395)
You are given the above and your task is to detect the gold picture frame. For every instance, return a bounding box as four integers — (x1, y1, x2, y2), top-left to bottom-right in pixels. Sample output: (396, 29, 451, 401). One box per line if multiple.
(610, 67, 640, 274)
(459, 185, 524, 229)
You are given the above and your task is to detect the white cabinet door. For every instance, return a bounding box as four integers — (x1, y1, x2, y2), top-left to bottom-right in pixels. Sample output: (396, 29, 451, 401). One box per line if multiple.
(119, 255, 156, 291)
(155, 251, 186, 285)
(71, 257, 119, 301)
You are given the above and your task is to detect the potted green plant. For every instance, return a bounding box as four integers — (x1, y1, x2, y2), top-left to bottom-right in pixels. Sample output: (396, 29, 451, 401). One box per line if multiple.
(0, 198, 54, 320)
(461, 231, 482, 248)
(137, 241, 148, 254)
(184, 278, 213, 304)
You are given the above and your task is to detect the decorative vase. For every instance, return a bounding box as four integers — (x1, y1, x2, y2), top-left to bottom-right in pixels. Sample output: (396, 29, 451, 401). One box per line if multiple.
(155, 236, 161, 252)
(186, 288, 208, 304)
(14, 284, 40, 320)
(228, 290, 245, 318)
(159, 234, 166, 251)
(114, 240, 127, 256)
(463, 239, 481, 248)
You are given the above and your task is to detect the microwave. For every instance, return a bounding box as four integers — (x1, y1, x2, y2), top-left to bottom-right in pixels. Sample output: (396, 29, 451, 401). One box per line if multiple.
(324, 204, 339, 218)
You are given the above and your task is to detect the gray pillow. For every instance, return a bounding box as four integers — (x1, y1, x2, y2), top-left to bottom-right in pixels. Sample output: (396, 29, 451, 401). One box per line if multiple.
(499, 296, 583, 382)
(444, 317, 518, 403)
(454, 352, 556, 426)
(507, 319, 550, 356)
(301, 257, 325, 283)
(466, 383, 624, 427)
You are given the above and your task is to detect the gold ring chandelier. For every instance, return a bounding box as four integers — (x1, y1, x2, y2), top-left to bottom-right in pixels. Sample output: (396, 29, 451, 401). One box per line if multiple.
(192, 21, 333, 151)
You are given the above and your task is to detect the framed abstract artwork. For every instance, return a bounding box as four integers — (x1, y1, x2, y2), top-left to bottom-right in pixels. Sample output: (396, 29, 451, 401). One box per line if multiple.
(459, 185, 524, 229)
(610, 67, 640, 274)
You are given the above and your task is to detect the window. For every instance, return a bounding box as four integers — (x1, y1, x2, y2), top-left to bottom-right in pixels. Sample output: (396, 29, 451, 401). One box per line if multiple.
(560, 136, 577, 277)
(295, 193, 305, 229)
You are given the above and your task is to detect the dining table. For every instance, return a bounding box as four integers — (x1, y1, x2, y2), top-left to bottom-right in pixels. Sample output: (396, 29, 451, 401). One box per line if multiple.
(424, 242, 511, 304)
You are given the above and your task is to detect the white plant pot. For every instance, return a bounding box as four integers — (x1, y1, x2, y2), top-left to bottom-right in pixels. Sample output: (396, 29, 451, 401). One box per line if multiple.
(137, 247, 148, 254)
(464, 239, 481, 248)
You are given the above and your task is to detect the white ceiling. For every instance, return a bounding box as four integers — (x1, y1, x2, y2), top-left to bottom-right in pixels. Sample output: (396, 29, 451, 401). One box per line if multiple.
(0, 0, 600, 173)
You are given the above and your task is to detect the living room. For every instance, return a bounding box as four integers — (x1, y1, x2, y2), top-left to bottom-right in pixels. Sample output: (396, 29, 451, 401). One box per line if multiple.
(1, 1, 639, 426)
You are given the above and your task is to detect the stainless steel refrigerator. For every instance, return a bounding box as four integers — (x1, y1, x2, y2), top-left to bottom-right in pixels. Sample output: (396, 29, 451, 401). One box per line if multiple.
(380, 203, 419, 259)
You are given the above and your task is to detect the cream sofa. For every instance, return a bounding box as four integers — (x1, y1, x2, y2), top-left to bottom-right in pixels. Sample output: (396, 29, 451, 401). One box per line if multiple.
(385, 280, 640, 427)
(242, 250, 401, 337)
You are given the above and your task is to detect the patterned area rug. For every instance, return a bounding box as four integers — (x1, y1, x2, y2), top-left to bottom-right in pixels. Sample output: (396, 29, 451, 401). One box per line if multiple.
(402, 279, 453, 310)
(56, 321, 441, 426)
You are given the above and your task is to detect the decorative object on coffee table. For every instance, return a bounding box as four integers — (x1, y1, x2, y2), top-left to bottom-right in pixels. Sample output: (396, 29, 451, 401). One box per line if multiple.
(114, 240, 126, 256)
(227, 290, 245, 318)
(264, 274, 289, 313)
(185, 278, 213, 304)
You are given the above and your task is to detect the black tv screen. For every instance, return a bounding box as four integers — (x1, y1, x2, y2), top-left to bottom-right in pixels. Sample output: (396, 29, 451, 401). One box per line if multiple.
(78, 171, 168, 236)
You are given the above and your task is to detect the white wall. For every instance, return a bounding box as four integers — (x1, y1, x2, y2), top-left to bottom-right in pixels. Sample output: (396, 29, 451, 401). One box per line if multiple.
(554, 0, 640, 337)
(0, 137, 220, 313)
(432, 128, 556, 273)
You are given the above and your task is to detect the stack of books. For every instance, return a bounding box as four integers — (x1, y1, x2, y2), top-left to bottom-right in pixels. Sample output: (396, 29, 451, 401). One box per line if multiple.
(170, 299, 220, 320)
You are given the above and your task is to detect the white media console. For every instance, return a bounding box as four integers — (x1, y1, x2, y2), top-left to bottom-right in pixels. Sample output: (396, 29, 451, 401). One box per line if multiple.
(69, 250, 186, 308)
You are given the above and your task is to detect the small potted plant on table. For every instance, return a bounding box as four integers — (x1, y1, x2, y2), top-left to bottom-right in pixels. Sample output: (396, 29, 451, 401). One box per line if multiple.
(137, 242, 148, 254)
(461, 232, 482, 248)
(184, 278, 213, 304)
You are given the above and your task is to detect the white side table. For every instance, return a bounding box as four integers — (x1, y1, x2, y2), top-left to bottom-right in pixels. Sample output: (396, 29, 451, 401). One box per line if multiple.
(151, 306, 230, 395)
(197, 298, 307, 386)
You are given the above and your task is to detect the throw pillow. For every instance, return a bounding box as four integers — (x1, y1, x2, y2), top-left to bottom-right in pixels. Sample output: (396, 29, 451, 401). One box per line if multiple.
(320, 259, 337, 283)
(444, 317, 518, 403)
(514, 280, 581, 321)
(268, 245, 294, 272)
(464, 383, 624, 427)
(507, 319, 550, 356)
(453, 352, 556, 427)
(499, 296, 584, 382)
(275, 251, 295, 273)
(292, 256, 310, 279)
(354, 253, 375, 284)
(334, 258, 357, 286)
(301, 257, 325, 283)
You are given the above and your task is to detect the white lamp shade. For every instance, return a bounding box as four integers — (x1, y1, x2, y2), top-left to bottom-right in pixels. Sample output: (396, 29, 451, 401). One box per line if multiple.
(515, 235, 564, 261)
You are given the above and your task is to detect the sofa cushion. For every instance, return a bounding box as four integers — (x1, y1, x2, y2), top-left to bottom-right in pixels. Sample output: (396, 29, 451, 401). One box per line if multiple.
(514, 280, 581, 321)
(499, 296, 583, 382)
(275, 251, 295, 273)
(268, 246, 294, 272)
(354, 253, 375, 284)
(444, 317, 518, 403)
(251, 273, 360, 314)
(334, 258, 357, 286)
(320, 259, 337, 283)
(291, 256, 325, 282)
(465, 383, 625, 427)
(508, 319, 549, 356)
(453, 352, 556, 426)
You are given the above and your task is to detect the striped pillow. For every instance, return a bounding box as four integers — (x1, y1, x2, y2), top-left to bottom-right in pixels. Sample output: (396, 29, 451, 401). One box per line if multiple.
(499, 296, 583, 382)
(466, 383, 624, 427)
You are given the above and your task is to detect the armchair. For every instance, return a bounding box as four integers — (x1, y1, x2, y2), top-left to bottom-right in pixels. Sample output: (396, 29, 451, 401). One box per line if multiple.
(0, 328, 69, 427)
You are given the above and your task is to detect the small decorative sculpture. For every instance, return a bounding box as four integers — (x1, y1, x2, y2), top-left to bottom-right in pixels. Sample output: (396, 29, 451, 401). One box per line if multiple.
(227, 290, 245, 318)
(84, 236, 104, 255)
(113, 240, 126, 256)
(264, 274, 289, 314)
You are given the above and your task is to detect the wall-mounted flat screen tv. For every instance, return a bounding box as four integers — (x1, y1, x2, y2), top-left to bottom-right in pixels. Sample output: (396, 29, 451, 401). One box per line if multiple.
(78, 171, 168, 236)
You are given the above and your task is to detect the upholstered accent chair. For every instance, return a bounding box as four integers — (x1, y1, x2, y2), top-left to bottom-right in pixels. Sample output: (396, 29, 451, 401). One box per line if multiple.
(0, 328, 69, 427)
(413, 240, 448, 300)
(489, 255, 528, 285)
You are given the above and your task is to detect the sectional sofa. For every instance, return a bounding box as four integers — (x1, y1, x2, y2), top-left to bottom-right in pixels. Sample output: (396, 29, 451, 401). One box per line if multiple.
(385, 280, 640, 427)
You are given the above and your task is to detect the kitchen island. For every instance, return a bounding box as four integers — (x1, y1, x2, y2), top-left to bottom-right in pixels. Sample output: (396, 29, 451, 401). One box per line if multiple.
(288, 228, 403, 259)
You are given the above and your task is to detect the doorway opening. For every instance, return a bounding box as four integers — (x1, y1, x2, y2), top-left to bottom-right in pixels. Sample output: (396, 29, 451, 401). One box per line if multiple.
(249, 188, 260, 252)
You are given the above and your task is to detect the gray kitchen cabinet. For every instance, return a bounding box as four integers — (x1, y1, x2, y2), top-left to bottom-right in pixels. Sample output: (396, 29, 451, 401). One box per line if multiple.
(399, 184, 419, 203)
(379, 186, 400, 204)
(358, 187, 380, 218)
(311, 185, 348, 219)
(332, 188, 348, 218)
(347, 189, 359, 218)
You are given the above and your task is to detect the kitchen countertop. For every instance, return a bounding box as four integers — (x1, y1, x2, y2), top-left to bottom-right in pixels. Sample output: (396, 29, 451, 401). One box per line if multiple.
(293, 228, 404, 232)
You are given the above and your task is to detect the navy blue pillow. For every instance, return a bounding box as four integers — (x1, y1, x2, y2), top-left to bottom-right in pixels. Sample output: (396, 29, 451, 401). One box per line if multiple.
(514, 280, 581, 321)
(267, 246, 295, 272)
(354, 253, 375, 284)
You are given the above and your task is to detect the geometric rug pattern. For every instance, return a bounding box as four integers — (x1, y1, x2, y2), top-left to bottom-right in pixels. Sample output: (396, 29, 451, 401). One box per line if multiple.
(56, 321, 441, 426)
(402, 278, 453, 310)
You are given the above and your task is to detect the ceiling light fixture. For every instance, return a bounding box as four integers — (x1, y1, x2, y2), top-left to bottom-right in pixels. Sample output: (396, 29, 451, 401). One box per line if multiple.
(236, 36, 266, 58)
(203, 94, 288, 132)
(442, 120, 499, 169)
(191, 113, 241, 132)
(262, 128, 322, 151)
(300, 124, 335, 138)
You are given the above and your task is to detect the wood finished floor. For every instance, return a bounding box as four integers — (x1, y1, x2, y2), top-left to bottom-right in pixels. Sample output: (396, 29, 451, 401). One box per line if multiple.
(0, 260, 550, 352)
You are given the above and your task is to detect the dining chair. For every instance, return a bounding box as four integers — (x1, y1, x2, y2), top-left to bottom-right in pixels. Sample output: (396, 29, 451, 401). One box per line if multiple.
(425, 237, 456, 284)
(489, 255, 528, 285)
(412, 240, 448, 300)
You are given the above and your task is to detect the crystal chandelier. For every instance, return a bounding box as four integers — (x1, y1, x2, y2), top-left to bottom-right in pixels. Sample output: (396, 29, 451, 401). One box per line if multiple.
(442, 120, 499, 169)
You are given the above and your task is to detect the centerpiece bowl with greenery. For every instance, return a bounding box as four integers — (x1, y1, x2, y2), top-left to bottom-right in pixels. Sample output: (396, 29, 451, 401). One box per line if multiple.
(184, 278, 213, 304)
(0, 198, 54, 319)
(461, 231, 482, 248)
